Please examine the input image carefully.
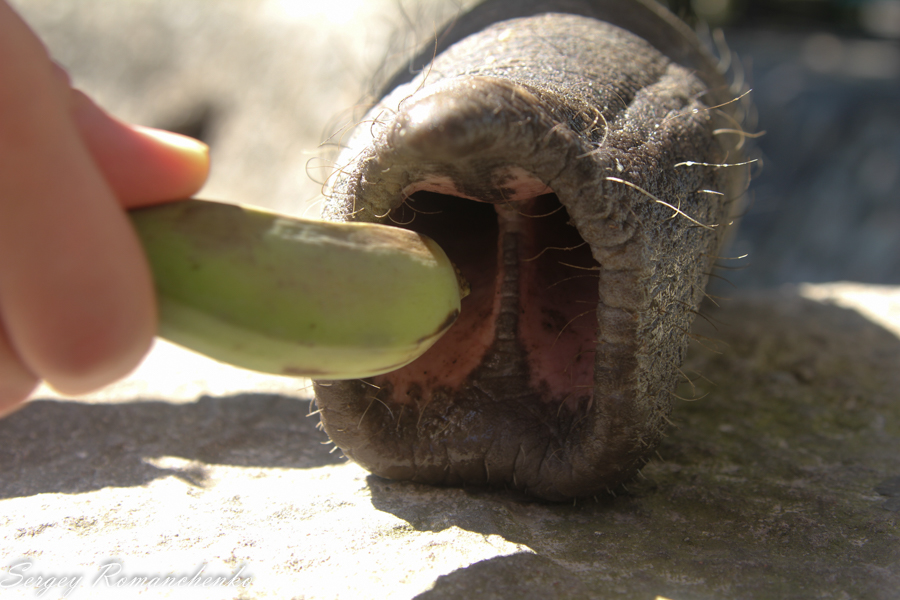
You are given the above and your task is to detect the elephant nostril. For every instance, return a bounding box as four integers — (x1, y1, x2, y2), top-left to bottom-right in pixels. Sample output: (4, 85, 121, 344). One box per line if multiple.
(379, 190, 599, 411)
(379, 192, 501, 400)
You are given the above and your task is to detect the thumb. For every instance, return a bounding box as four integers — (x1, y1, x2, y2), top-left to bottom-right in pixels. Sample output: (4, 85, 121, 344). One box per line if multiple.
(69, 87, 210, 209)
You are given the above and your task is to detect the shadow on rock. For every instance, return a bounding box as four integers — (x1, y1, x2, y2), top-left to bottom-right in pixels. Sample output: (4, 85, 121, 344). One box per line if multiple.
(414, 553, 594, 600)
(0, 393, 337, 499)
(367, 290, 900, 599)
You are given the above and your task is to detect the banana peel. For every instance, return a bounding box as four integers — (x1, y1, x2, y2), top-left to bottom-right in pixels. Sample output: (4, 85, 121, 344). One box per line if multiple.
(129, 199, 462, 379)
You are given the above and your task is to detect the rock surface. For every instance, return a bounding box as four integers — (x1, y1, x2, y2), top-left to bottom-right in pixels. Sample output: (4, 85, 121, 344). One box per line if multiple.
(2, 284, 898, 599)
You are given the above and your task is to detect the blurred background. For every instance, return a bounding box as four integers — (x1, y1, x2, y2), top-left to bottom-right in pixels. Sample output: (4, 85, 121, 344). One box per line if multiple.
(9, 0, 900, 290)
(663, 0, 900, 288)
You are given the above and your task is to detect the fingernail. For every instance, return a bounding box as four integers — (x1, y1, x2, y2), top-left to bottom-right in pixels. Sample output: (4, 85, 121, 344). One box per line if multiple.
(134, 125, 210, 165)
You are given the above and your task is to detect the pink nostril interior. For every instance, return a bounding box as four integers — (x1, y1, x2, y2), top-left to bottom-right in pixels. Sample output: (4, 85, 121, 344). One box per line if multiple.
(374, 188, 597, 413)
(400, 168, 552, 204)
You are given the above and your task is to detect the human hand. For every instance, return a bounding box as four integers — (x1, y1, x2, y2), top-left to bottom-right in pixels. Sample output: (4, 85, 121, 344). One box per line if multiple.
(0, 1, 210, 416)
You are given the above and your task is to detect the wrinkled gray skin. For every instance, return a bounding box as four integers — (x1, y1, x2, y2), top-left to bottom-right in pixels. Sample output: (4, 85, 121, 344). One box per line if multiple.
(315, 0, 750, 501)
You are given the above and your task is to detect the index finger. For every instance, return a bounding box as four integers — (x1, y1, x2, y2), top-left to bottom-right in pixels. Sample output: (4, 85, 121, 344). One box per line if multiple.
(0, 0, 156, 395)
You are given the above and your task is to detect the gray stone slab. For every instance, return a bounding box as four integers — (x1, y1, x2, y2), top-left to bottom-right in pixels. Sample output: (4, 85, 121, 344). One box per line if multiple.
(2, 284, 898, 599)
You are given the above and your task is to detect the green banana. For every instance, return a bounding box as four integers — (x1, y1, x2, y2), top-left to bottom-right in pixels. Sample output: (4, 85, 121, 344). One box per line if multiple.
(128, 199, 462, 379)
